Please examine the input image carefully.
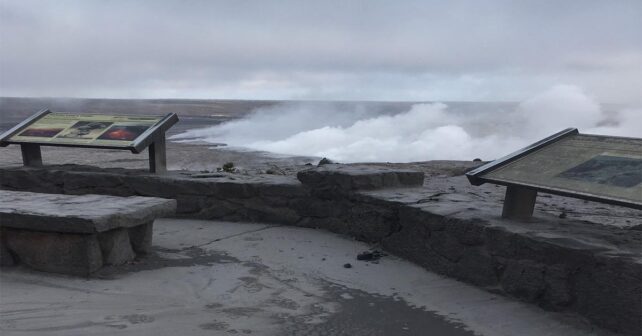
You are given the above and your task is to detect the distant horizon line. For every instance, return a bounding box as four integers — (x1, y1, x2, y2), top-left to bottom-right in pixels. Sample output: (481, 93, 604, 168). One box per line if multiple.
(0, 95, 524, 104)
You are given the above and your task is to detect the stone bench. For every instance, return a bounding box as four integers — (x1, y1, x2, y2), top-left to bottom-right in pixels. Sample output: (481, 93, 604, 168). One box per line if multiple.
(0, 190, 176, 276)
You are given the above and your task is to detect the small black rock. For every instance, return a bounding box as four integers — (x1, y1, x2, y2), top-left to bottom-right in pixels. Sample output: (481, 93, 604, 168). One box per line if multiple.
(357, 252, 374, 261)
(343, 263, 352, 268)
(559, 212, 567, 219)
(356, 250, 385, 262)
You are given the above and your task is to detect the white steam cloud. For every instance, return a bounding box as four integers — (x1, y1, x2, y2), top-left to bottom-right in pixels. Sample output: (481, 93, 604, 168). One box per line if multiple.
(172, 85, 641, 162)
(518, 85, 603, 139)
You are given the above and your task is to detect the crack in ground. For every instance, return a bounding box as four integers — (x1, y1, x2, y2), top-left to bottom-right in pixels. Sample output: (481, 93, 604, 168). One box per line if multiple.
(186, 224, 284, 249)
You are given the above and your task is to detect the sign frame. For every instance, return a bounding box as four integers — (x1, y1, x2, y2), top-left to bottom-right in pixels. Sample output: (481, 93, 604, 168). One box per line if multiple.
(0, 109, 179, 173)
(466, 128, 642, 218)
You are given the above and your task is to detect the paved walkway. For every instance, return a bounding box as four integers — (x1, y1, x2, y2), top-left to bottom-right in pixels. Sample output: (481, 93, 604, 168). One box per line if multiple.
(0, 219, 612, 336)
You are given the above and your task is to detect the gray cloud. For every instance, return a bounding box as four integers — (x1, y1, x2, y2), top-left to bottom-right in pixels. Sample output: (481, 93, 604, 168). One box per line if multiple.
(1, 0, 641, 103)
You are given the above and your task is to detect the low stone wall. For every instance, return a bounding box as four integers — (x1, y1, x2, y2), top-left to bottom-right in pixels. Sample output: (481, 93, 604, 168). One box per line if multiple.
(383, 205, 641, 334)
(1, 164, 640, 335)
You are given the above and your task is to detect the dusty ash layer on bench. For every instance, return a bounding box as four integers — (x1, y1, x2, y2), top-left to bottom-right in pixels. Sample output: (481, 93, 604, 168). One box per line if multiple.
(0, 190, 176, 233)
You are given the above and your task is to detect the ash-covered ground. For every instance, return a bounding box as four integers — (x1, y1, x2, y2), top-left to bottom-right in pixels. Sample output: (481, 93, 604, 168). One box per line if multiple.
(0, 219, 615, 336)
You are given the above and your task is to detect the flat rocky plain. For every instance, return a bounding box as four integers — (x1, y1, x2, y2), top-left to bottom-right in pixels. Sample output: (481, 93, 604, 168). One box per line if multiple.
(0, 141, 315, 175)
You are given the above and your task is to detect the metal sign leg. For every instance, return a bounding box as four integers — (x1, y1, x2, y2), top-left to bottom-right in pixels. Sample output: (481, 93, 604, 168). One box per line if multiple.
(20, 144, 42, 167)
(502, 186, 537, 219)
(148, 135, 167, 174)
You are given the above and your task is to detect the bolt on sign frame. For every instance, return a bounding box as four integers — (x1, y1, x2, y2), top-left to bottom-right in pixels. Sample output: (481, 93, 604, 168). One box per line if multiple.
(466, 128, 642, 219)
(0, 109, 179, 173)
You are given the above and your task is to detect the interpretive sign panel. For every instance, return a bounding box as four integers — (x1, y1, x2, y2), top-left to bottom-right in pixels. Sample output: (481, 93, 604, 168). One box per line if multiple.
(5, 112, 164, 149)
(0, 109, 178, 173)
(467, 128, 642, 217)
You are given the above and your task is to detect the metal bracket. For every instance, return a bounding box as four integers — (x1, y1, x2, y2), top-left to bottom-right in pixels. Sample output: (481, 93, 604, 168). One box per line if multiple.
(501, 186, 537, 220)
(20, 144, 42, 167)
(148, 134, 167, 174)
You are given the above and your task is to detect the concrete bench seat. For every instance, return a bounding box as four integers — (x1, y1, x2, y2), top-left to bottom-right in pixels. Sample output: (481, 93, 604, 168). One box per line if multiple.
(0, 190, 176, 275)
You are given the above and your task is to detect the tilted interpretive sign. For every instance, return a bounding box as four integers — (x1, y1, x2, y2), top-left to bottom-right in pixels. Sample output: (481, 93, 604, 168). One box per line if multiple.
(467, 128, 642, 218)
(0, 109, 178, 173)
(8, 113, 163, 147)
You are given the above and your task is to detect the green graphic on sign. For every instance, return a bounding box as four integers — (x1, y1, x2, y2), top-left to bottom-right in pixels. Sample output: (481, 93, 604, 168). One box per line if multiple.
(558, 155, 642, 188)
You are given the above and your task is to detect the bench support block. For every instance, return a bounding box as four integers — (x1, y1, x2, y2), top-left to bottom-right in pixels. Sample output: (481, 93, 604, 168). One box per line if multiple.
(1, 222, 155, 276)
(129, 222, 153, 254)
(20, 144, 42, 167)
(148, 135, 167, 174)
(502, 186, 537, 220)
(98, 228, 135, 266)
(2, 228, 103, 276)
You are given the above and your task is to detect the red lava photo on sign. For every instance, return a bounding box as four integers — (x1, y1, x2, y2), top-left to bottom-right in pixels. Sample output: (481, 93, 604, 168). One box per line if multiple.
(98, 125, 149, 141)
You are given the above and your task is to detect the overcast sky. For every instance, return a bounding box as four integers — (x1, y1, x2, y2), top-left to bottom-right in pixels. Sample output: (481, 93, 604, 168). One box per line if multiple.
(1, 0, 641, 103)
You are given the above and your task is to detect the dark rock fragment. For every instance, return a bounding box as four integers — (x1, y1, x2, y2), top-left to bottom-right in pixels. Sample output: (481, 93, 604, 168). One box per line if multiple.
(357, 250, 385, 262)
(628, 224, 642, 231)
(318, 157, 334, 166)
(0, 243, 15, 267)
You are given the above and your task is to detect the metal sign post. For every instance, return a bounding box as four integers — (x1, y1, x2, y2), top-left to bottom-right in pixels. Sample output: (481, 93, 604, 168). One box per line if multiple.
(148, 133, 167, 174)
(20, 143, 43, 167)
